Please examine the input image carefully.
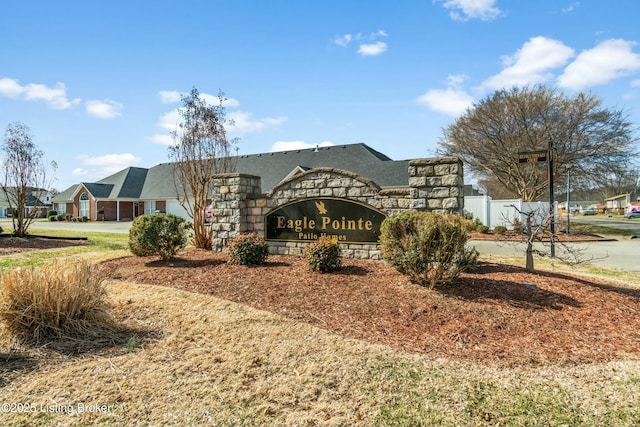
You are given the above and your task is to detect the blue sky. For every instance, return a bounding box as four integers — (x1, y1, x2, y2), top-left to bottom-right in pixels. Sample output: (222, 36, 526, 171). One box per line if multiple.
(1, 0, 639, 191)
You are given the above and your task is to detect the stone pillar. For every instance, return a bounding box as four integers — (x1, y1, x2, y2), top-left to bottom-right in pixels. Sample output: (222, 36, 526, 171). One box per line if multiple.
(211, 173, 262, 251)
(408, 157, 464, 214)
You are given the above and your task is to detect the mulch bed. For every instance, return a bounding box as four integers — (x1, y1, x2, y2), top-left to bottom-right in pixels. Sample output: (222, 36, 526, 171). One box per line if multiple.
(0, 235, 88, 255)
(100, 248, 640, 366)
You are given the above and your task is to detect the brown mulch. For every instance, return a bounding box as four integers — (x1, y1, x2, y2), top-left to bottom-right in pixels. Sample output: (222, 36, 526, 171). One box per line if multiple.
(0, 235, 88, 255)
(99, 248, 640, 366)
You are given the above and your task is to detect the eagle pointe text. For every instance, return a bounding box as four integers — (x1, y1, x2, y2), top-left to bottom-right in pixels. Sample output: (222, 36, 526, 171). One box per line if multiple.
(275, 215, 374, 233)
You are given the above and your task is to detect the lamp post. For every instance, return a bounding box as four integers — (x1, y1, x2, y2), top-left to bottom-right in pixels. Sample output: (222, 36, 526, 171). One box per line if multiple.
(565, 163, 573, 234)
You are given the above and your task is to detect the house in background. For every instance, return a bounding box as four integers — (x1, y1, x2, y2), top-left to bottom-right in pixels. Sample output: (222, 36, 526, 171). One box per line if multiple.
(604, 194, 633, 215)
(52, 144, 413, 222)
(0, 187, 53, 218)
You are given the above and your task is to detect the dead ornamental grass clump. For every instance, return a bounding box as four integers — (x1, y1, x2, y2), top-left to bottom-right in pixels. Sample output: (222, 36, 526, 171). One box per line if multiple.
(0, 259, 116, 344)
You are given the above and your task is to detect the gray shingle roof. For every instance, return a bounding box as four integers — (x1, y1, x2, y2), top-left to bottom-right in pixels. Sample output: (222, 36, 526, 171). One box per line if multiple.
(53, 143, 412, 202)
(234, 143, 410, 192)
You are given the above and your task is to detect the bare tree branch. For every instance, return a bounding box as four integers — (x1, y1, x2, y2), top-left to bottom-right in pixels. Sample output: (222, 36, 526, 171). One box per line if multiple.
(1, 122, 57, 237)
(168, 88, 239, 250)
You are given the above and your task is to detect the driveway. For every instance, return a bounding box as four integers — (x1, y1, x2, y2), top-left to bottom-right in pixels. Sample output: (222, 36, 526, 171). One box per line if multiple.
(0, 219, 132, 234)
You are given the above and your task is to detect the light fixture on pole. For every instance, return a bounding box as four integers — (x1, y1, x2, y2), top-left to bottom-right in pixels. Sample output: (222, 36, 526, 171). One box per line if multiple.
(565, 163, 573, 234)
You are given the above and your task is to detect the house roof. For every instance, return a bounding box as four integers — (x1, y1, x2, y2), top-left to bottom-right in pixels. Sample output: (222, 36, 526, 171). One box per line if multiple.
(53, 143, 413, 202)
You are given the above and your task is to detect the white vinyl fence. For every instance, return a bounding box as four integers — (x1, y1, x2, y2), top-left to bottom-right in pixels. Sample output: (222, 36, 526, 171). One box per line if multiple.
(464, 195, 555, 229)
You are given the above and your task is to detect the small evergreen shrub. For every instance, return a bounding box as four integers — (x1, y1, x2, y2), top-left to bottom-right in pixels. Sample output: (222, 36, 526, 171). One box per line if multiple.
(0, 259, 115, 343)
(513, 217, 524, 234)
(47, 210, 58, 218)
(227, 233, 270, 265)
(48, 215, 57, 221)
(129, 213, 191, 261)
(380, 211, 478, 288)
(56, 214, 64, 221)
(476, 224, 490, 234)
(81, 216, 88, 222)
(305, 236, 341, 272)
(493, 225, 507, 235)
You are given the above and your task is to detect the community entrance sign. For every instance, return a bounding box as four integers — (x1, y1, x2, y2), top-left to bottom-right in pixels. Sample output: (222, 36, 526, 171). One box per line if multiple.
(265, 197, 387, 243)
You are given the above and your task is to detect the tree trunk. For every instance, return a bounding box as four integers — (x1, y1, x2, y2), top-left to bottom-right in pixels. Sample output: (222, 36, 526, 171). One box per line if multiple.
(525, 241, 534, 272)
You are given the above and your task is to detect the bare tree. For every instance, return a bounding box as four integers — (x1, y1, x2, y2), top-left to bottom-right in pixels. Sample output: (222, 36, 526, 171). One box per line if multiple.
(439, 85, 637, 201)
(505, 205, 592, 273)
(1, 122, 57, 237)
(169, 88, 238, 250)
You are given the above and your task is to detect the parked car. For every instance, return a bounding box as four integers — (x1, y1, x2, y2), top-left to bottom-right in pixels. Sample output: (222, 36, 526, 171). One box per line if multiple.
(204, 204, 213, 223)
(625, 211, 640, 219)
(582, 209, 596, 216)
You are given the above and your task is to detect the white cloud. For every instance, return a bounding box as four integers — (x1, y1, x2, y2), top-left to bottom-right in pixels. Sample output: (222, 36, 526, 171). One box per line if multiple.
(158, 89, 241, 107)
(269, 141, 334, 152)
(149, 134, 174, 146)
(631, 79, 640, 88)
(0, 78, 23, 97)
(481, 36, 575, 90)
(557, 39, 640, 91)
(436, 0, 502, 21)
(335, 34, 353, 47)
(158, 90, 181, 104)
(562, 2, 580, 13)
(86, 99, 123, 119)
(0, 77, 80, 109)
(73, 153, 141, 178)
(358, 42, 388, 56)
(227, 111, 288, 134)
(335, 30, 389, 56)
(151, 102, 287, 144)
(416, 87, 474, 116)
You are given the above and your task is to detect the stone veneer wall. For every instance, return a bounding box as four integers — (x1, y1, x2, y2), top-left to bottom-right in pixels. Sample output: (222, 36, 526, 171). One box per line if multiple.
(211, 156, 463, 259)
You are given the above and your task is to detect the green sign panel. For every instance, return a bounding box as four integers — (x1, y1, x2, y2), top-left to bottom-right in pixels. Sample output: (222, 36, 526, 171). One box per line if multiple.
(265, 198, 387, 243)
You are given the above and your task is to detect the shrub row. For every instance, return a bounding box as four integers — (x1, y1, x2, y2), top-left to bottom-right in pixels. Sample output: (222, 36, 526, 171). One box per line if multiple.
(126, 211, 477, 286)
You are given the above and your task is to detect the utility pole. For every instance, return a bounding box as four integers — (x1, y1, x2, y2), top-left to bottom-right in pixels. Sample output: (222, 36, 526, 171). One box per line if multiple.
(548, 138, 555, 258)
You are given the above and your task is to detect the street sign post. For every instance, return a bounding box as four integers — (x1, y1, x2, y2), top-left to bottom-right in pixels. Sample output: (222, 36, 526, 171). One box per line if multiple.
(517, 142, 556, 257)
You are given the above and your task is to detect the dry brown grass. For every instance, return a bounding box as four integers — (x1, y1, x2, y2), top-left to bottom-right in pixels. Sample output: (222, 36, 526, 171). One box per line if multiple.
(0, 259, 116, 344)
(2, 276, 640, 426)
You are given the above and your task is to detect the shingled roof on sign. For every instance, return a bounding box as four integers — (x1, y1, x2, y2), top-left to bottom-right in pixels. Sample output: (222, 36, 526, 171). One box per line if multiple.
(234, 143, 410, 192)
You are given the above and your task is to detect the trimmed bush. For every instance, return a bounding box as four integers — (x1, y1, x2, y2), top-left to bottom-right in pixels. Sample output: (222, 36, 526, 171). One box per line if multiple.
(227, 233, 270, 265)
(380, 211, 478, 288)
(305, 236, 341, 272)
(0, 259, 115, 343)
(48, 215, 57, 221)
(47, 210, 58, 218)
(493, 225, 507, 235)
(476, 224, 490, 234)
(129, 213, 191, 261)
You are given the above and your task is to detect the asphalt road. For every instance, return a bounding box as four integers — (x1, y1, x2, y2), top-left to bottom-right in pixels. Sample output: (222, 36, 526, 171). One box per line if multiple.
(470, 237, 640, 273)
(2, 218, 638, 273)
(569, 215, 640, 235)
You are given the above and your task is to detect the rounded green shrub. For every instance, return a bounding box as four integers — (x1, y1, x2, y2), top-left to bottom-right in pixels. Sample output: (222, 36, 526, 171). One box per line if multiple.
(48, 215, 57, 221)
(227, 233, 270, 265)
(380, 211, 478, 288)
(129, 213, 192, 261)
(476, 224, 490, 234)
(493, 225, 507, 235)
(305, 236, 341, 272)
(47, 210, 58, 218)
